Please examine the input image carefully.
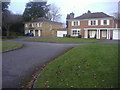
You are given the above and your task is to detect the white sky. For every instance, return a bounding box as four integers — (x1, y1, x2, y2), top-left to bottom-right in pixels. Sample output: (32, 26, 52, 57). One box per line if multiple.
(8, 0, 119, 23)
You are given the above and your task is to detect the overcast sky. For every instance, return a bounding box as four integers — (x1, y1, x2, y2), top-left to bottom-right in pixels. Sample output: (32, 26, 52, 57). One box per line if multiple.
(8, 0, 119, 23)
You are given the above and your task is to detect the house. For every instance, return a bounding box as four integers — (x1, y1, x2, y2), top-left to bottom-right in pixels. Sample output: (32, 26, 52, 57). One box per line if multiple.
(24, 17, 65, 37)
(66, 11, 120, 40)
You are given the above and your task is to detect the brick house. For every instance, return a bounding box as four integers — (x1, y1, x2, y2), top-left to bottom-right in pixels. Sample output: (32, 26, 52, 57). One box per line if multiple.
(66, 11, 119, 40)
(24, 17, 64, 37)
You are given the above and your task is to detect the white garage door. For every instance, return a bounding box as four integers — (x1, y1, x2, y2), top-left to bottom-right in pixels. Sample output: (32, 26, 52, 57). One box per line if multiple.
(113, 30, 120, 40)
(57, 31, 67, 37)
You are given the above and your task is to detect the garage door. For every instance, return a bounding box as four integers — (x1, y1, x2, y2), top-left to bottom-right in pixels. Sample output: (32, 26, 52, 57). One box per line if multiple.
(57, 31, 67, 37)
(113, 30, 120, 40)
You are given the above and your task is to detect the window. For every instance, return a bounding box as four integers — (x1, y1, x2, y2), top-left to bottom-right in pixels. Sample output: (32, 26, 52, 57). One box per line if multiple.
(29, 23, 32, 27)
(102, 31, 107, 37)
(25, 24, 28, 27)
(103, 20, 107, 25)
(50, 25, 52, 30)
(39, 23, 42, 27)
(88, 20, 98, 26)
(101, 20, 110, 25)
(71, 29, 80, 36)
(32, 23, 34, 27)
(72, 21, 80, 26)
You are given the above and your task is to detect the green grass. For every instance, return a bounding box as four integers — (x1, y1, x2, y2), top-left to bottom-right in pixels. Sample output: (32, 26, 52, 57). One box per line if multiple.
(35, 44, 118, 88)
(2, 36, 28, 40)
(26, 37, 101, 43)
(2, 41, 23, 52)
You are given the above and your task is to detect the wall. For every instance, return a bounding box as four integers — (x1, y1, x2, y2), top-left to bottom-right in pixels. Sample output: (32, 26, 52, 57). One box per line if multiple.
(24, 21, 63, 37)
(67, 18, 114, 38)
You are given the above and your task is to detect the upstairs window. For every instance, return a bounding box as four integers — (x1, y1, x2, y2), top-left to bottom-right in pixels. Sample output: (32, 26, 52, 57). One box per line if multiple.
(39, 23, 42, 27)
(101, 20, 110, 25)
(25, 24, 28, 27)
(103, 20, 107, 25)
(72, 21, 80, 26)
(88, 20, 98, 26)
(50, 25, 52, 30)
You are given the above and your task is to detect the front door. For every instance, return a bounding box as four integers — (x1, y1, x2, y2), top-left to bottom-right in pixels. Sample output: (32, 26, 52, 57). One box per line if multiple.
(35, 30, 38, 36)
(89, 31, 96, 38)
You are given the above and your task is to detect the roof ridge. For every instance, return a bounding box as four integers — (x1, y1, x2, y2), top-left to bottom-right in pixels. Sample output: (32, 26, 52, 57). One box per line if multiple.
(73, 12, 112, 20)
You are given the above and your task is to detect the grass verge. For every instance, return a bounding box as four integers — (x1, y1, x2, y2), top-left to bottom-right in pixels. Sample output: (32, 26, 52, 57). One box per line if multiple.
(25, 37, 101, 43)
(2, 41, 23, 52)
(35, 44, 118, 88)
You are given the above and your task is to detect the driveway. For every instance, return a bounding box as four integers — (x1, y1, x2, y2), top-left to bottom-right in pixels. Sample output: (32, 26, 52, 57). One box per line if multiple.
(2, 39, 119, 88)
(2, 40, 90, 88)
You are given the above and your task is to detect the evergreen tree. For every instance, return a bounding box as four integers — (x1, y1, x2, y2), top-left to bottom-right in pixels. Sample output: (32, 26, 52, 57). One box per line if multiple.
(23, 1, 49, 21)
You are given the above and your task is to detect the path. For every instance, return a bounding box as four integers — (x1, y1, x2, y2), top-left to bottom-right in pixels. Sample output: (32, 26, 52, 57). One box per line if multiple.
(2, 39, 90, 88)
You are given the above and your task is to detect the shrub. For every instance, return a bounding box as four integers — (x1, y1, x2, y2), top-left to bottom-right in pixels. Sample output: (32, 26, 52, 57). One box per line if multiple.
(78, 35, 82, 38)
(63, 34, 66, 37)
(66, 34, 71, 37)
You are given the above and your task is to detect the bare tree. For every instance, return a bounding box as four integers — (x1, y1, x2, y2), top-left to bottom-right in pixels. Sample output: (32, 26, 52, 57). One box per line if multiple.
(46, 4, 62, 22)
(2, 11, 23, 36)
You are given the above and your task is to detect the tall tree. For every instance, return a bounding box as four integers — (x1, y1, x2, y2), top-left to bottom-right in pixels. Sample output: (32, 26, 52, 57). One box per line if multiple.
(46, 4, 62, 22)
(2, 2, 11, 36)
(2, 2, 10, 11)
(2, 2, 24, 36)
(23, 1, 49, 21)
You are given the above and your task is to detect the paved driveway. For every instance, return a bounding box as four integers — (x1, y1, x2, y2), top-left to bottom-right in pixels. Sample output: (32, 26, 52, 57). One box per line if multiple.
(2, 40, 90, 88)
(2, 39, 119, 88)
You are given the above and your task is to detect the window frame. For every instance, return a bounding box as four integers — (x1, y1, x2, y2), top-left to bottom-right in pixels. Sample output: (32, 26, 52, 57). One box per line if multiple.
(72, 21, 80, 26)
(102, 30, 107, 37)
(101, 19, 110, 25)
(71, 29, 80, 36)
(25, 24, 28, 27)
(88, 20, 98, 26)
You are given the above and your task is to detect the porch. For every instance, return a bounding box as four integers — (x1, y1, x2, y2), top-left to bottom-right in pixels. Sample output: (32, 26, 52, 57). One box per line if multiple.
(84, 28, 112, 39)
(25, 29, 42, 37)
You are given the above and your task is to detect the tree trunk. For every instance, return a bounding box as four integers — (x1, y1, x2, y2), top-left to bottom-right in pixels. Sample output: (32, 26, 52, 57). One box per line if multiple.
(6, 25, 10, 37)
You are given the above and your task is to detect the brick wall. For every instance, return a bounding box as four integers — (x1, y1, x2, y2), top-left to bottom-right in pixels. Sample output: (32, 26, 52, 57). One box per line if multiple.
(67, 18, 115, 38)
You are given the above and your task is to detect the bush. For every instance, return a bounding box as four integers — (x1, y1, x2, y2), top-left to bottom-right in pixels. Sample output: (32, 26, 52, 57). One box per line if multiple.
(66, 34, 71, 37)
(63, 34, 66, 37)
(78, 35, 82, 38)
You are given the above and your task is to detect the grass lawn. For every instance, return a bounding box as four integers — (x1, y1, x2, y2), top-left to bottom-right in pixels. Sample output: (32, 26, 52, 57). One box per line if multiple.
(35, 44, 118, 88)
(26, 37, 101, 43)
(2, 36, 28, 40)
(2, 41, 23, 52)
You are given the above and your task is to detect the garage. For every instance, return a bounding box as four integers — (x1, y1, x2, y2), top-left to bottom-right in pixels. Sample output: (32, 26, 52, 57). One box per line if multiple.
(57, 31, 67, 37)
(113, 30, 120, 40)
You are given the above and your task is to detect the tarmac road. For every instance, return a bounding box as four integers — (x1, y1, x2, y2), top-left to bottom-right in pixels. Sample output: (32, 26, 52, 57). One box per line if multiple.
(2, 40, 90, 88)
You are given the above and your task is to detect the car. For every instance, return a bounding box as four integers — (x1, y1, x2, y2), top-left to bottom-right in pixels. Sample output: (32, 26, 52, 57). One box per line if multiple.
(25, 33, 34, 36)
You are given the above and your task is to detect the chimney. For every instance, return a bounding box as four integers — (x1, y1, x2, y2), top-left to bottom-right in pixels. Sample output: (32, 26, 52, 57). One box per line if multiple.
(70, 12, 74, 19)
(66, 14, 70, 19)
(87, 10, 91, 13)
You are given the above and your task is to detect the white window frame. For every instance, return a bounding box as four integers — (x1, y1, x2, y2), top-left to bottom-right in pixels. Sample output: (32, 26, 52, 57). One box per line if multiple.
(37, 23, 39, 27)
(25, 24, 28, 27)
(101, 19, 110, 25)
(102, 30, 107, 37)
(32, 23, 34, 27)
(71, 29, 80, 36)
(72, 21, 80, 26)
(39, 23, 42, 27)
(50, 25, 52, 30)
(88, 20, 98, 26)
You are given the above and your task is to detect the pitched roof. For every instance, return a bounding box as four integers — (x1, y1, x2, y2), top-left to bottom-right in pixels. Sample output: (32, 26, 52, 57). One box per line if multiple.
(30, 17, 63, 24)
(74, 12, 113, 19)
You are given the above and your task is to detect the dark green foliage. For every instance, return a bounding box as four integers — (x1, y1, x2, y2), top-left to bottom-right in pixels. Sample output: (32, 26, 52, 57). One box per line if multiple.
(66, 34, 71, 37)
(2, 2, 10, 11)
(78, 35, 82, 38)
(23, 2, 49, 21)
